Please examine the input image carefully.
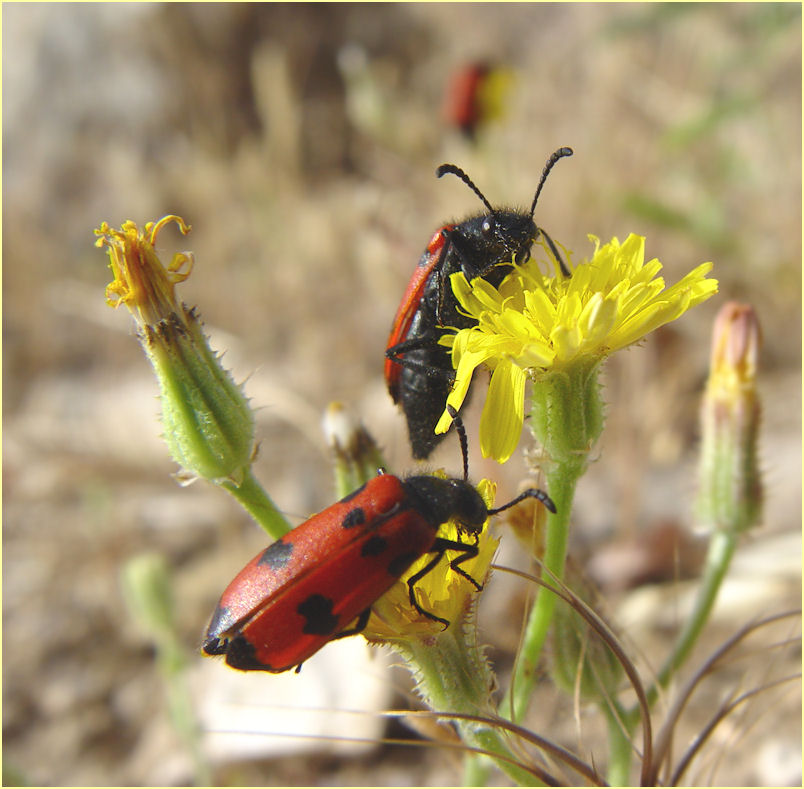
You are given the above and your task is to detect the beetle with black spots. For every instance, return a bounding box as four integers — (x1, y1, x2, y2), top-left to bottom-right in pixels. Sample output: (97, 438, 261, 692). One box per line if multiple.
(202, 417, 556, 673)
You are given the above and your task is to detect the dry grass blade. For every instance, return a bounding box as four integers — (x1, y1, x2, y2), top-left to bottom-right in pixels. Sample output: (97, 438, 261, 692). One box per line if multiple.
(648, 608, 801, 784)
(401, 709, 607, 786)
(494, 562, 653, 784)
(670, 672, 801, 786)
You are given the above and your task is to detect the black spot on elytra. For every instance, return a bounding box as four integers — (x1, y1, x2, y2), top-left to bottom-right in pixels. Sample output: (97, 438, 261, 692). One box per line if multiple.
(297, 593, 339, 635)
(224, 635, 275, 671)
(342, 507, 366, 529)
(388, 551, 418, 578)
(202, 634, 228, 656)
(340, 482, 367, 503)
(361, 534, 388, 557)
(257, 539, 294, 570)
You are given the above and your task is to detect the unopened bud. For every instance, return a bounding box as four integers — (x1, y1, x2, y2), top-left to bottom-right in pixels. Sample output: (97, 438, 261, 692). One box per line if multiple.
(551, 567, 622, 702)
(322, 402, 385, 496)
(696, 302, 763, 534)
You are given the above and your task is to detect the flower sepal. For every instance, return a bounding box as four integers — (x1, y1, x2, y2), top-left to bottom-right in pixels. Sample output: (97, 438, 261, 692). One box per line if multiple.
(528, 357, 605, 477)
(96, 216, 289, 538)
(143, 309, 255, 486)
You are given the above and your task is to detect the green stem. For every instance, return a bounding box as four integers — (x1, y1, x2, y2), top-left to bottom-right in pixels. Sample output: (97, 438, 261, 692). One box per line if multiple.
(398, 629, 537, 786)
(462, 752, 492, 787)
(616, 528, 740, 780)
(503, 466, 580, 723)
(502, 361, 603, 723)
(654, 528, 738, 697)
(161, 644, 213, 786)
(469, 727, 543, 786)
(604, 700, 632, 786)
(220, 467, 291, 538)
(121, 554, 211, 785)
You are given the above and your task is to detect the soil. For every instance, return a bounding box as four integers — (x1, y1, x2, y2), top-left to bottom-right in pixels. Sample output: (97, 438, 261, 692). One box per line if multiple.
(3, 4, 800, 786)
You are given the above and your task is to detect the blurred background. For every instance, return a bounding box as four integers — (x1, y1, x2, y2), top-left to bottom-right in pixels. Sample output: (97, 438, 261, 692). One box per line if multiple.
(3, 3, 800, 786)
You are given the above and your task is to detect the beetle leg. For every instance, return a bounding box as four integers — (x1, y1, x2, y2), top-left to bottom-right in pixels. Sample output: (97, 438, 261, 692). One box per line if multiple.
(385, 335, 455, 381)
(406, 536, 482, 630)
(331, 608, 372, 640)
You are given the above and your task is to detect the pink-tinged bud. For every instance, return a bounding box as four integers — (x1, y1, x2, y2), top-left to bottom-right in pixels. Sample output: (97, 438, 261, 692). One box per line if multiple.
(696, 302, 763, 534)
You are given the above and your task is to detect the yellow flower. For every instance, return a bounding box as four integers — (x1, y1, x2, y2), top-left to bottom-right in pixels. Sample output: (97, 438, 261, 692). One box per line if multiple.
(96, 215, 193, 325)
(435, 234, 718, 462)
(95, 216, 256, 487)
(364, 478, 498, 642)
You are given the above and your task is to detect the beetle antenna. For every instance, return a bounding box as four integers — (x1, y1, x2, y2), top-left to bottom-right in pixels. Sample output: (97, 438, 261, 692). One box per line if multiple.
(540, 227, 571, 278)
(446, 404, 469, 481)
(529, 146, 573, 218)
(488, 488, 557, 515)
(437, 164, 495, 215)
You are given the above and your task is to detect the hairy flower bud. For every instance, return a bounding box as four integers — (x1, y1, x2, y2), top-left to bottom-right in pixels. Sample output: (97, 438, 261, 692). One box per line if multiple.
(696, 301, 763, 533)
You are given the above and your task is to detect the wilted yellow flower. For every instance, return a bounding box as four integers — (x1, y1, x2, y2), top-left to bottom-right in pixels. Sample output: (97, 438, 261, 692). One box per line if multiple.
(95, 217, 255, 486)
(97, 215, 193, 325)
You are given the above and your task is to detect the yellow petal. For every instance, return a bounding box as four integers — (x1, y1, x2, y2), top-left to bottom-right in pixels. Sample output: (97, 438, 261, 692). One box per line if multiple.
(480, 360, 526, 462)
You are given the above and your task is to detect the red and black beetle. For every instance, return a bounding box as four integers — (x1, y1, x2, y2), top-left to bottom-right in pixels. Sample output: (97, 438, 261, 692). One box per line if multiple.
(202, 412, 556, 673)
(385, 147, 573, 459)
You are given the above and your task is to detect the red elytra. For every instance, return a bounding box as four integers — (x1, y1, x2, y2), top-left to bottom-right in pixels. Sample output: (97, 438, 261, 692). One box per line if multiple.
(383, 225, 454, 402)
(203, 468, 555, 673)
(443, 61, 491, 139)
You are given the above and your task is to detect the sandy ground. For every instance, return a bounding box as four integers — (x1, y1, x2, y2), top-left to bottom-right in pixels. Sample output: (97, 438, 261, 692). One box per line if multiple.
(3, 4, 800, 786)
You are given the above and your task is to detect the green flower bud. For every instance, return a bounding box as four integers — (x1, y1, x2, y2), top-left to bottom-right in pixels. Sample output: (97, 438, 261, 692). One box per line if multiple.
(696, 301, 763, 534)
(96, 217, 255, 484)
(551, 568, 623, 703)
(322, 401, 385, 495)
